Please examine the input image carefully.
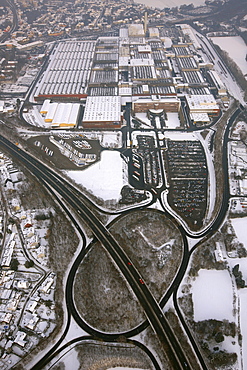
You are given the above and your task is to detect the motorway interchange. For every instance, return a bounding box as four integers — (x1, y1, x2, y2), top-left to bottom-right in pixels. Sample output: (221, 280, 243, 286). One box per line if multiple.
(0, 3, 246, 367)
(0, 99, 243, 369)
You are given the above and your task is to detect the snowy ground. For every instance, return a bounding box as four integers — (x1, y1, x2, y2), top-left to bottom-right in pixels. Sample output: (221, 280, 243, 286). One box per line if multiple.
(164, 131, 197, 141)
(134, 0, 205, 9)
(210, 36, 247, 77)
(192, 269, 234, 322)
(66, 150, 125, 201)
(231, 218, 247, 249)
(135, 112, 181, 129)
(166, 113, 181, 129)
(239, 289, 247, 370)
(194, 28, 245, 104)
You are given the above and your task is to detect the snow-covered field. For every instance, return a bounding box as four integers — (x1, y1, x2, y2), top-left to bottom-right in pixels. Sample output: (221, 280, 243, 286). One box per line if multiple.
(66, 150, 124, 201)
(231, 217, 247, 249)
(192, 269, 234, 321)
(239, 289, 247, 370)
(211, 36, 247, 76)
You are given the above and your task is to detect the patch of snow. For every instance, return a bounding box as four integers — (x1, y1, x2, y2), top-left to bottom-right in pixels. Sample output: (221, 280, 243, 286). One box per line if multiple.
(239, 288, 247, 370)
(192, 269, 234, 322)
(135, 112, 151, 126)
(231, 217, 247, 249)
(166, 112, 181, 129)
(164, 132, 197, 141)
(66, 150, 124, 201)
(211, 36, 247, 76)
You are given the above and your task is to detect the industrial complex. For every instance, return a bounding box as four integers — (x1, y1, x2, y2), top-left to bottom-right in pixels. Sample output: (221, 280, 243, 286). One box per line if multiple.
(33, 22, 226, 130)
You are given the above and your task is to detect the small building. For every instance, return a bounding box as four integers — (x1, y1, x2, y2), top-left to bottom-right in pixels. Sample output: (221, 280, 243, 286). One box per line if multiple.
(1, 240, 15, 268)
(190, 112, 210, 125)
(25, 314, 39, 330)
(149, 28, 159, 38)
(0, 312, 13, 325)
(214, 242, 225, 262)
(17, 280, 30, 289)
(40, 277, 54, 294)
(14, 331, 27, 347)
(27, 300, 38, 313)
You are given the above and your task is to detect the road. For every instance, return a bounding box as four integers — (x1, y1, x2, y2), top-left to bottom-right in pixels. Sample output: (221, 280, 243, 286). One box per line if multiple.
(0, 0, 18, 43)
(0, 135, 192, 370)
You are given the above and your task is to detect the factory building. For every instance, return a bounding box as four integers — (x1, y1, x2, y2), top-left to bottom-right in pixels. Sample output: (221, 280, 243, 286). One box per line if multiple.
(35, 40, 96, 101)
(132, 95, 180, 113)
(41, 101, 81, 128)
(32, 25, 224, 130)
(185, 94, 220, 119)
(207, 70, 227, 96)
(83, 96, 122, 128)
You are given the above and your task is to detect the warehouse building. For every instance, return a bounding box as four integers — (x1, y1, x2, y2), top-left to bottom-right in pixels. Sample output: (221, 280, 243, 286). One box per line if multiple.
(31, 26, 224, 131)
(35, 40, 96, 101)
(177, 57, 199, 71)
(207, 70, 227, 96)
(42, 101, 81, 128)
(182, 70, 206, 87)
(83, 96, 122, 128)
(185, 94, 220, 117)
(40, 99, 51, 115)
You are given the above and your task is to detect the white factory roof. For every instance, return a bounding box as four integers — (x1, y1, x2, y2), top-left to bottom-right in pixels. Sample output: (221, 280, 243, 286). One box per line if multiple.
(40, 99, 50, 114)
(119, 56, 130, 67)
(45, 103, 58, 122)
(149, 28, 159, 38)
(128, 24, 145, 37)
(133, 95, 180, 104)
(138, 45, 151, 53)
(190, 112, 210, 122)
(68, 104, 80, 125)
(178, 24, 201, 49)
(119, 87, 132, 96)
(119, 28, 129, 38)
(53, 103, 69, 125)
(16, 40, 44, 51)
(209, 70, 227, 94)
(186, 94, 219, 111)
(130, 58, 154, 67)
(83, 96, 121, 122)
(43, 102, 80, 127)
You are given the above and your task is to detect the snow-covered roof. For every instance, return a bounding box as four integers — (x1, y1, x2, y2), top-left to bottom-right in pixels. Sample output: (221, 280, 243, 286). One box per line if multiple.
(83, 96, 121, 123)
(186, 94, 219, 112)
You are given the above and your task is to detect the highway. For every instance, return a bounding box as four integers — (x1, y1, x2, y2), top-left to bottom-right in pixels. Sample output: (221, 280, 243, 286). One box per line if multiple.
(0, 134, 192, 370)
(9, 104, 241, 370)
(0, 0, 18, 43)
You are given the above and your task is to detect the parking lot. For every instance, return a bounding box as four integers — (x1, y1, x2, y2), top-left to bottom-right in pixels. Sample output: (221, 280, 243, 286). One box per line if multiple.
(129, 135, 162, 189)
(164, 140, 208, 229)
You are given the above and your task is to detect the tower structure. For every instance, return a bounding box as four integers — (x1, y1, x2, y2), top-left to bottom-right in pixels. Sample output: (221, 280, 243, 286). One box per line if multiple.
(144, 11, 148, 35)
